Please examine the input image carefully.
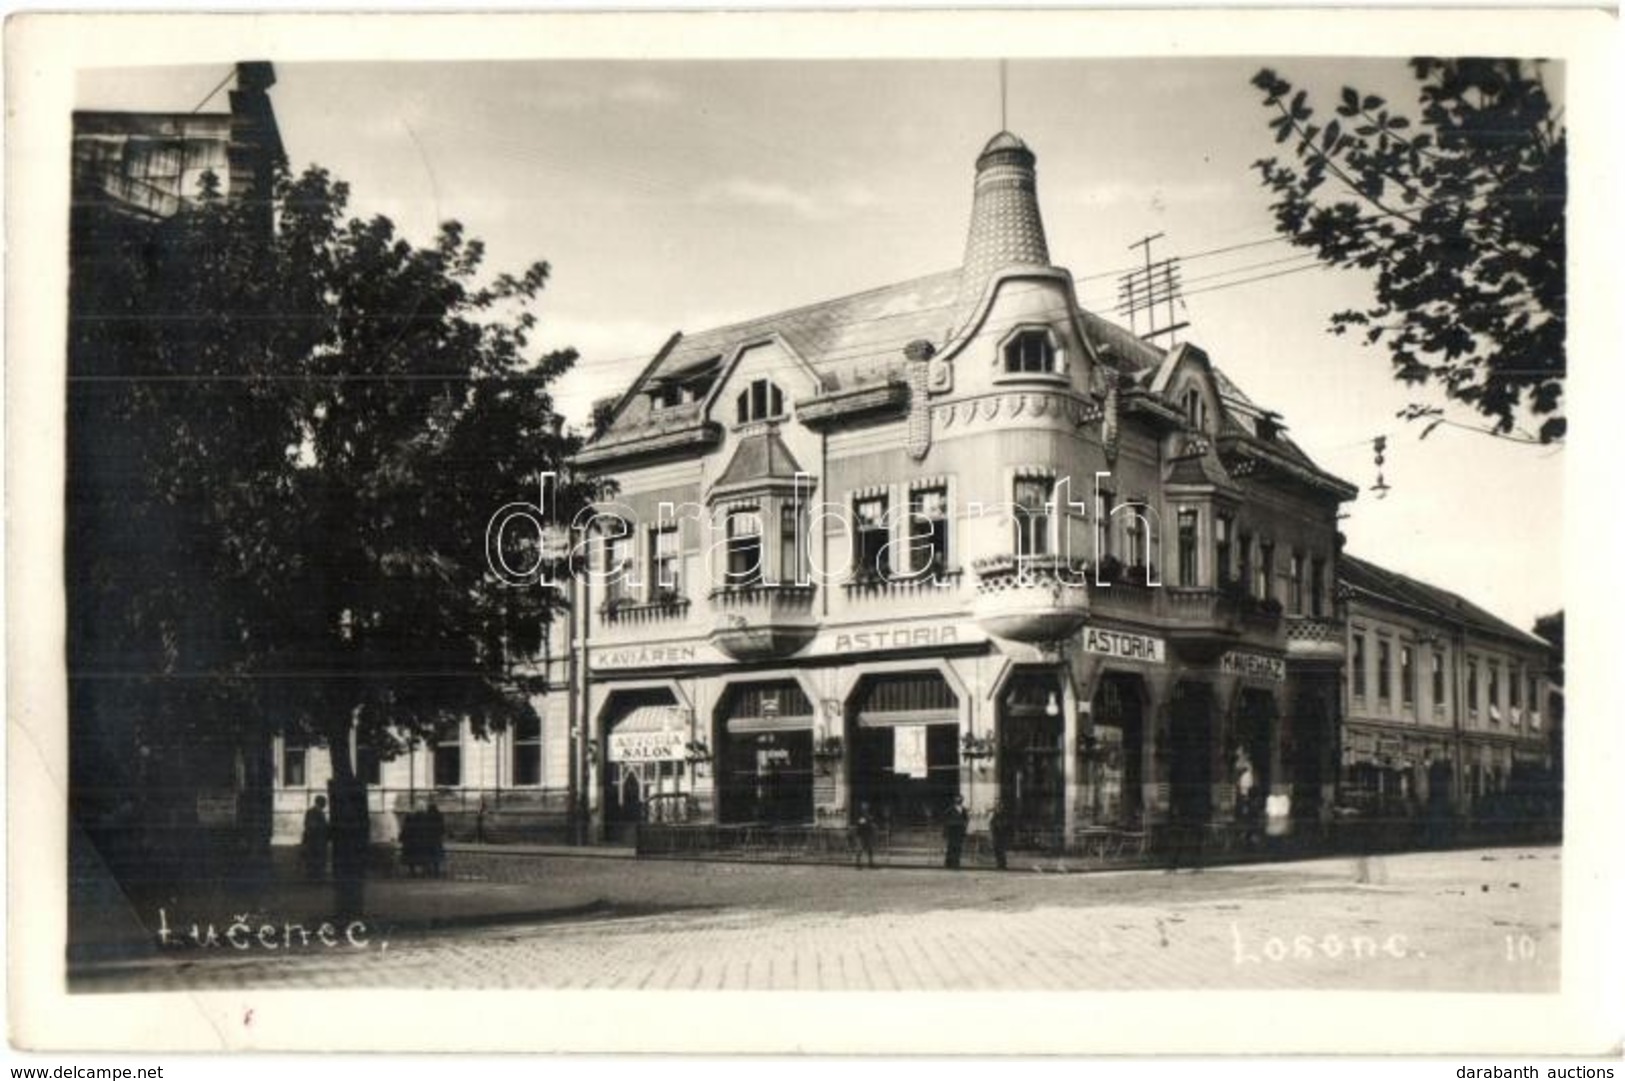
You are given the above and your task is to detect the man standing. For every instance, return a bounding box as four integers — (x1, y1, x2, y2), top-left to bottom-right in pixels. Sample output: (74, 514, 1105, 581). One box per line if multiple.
(943, 794, 970, 869)
(301, 795, 329, 880)
(853, 802, 877, 869)
(989, 800, 1012, 871)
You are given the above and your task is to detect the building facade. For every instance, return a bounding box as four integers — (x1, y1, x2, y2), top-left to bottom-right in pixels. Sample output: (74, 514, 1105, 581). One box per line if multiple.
(267, 131, 1557, 854)
(1337, 556, 1555, 824)
(527, 131, 1361, 849)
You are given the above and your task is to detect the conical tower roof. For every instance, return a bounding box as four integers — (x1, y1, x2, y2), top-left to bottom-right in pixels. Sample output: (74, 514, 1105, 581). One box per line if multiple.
(952, 131, 1052, 328)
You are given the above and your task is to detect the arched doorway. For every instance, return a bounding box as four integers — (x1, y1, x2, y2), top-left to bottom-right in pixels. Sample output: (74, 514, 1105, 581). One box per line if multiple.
(1290, 687, 1332, 822)
(1091, 673, 1148, 827)
(601, 690, 690, 844)
(718, 680, 815, 825)
(849, 672, 961, 832)
(999, 671, 1066, 836)
(1168, 681, 1216, 827)
(1232, 688, 1277, 827)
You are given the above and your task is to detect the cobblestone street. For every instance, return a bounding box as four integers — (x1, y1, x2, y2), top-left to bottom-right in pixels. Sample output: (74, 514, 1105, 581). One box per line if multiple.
(72, 845, 1560, 993)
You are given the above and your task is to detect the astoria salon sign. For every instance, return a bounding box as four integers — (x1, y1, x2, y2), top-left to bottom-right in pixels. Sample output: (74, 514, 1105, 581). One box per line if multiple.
(1081, 628, 1166, 663)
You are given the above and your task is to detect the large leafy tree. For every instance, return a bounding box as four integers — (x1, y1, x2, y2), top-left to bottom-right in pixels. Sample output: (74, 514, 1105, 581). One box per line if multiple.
(68, 166, 596, 893)
(1251, 59, 1566, 444)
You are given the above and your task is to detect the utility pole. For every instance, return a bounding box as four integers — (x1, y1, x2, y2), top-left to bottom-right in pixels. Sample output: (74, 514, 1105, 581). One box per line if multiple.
(1117, 233, 1190, 343)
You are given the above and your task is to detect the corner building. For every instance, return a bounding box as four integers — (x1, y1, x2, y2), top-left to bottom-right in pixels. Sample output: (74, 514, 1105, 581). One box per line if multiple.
(568, 132, 1359, 849)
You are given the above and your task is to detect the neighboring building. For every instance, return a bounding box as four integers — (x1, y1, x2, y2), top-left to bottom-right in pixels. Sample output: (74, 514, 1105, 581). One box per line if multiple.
(68, 64, 285, 864)
(1337, 556, 1555, 821)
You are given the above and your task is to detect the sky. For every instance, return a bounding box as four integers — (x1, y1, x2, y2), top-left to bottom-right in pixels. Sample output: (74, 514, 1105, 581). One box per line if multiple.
(75, 57, 1565, 633)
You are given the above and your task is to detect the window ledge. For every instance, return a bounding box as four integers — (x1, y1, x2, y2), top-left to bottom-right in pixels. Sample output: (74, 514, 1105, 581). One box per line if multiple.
(993, 372, 1069, 388)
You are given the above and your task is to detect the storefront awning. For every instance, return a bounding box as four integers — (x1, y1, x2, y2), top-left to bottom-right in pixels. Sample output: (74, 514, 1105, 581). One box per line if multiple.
(612, 705, 689, 735)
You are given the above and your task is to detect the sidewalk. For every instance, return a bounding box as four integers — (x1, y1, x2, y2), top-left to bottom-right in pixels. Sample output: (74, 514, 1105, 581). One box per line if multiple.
(67, 854, 609, 975)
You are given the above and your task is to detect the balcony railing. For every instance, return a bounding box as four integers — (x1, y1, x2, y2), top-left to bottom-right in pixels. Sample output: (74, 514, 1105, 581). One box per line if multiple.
(970, 554, 1090, 642)
(708, 582, 819, 661)
(1284, 614, 1345, 660)
(843, 568, 963, 601)
(601, 594, 692, 626)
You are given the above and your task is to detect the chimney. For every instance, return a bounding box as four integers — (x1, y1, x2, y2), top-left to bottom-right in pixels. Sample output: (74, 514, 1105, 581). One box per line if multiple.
(952, 131, 1052, 330)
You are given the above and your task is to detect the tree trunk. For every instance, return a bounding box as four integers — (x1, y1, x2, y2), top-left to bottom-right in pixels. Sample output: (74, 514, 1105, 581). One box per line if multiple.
(326, 725, 370, 919)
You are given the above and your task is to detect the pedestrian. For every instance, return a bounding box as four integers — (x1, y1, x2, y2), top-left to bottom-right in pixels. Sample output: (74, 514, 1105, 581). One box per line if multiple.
(424, 798, 447, 878)
(989, 800, 1012, 870)
(301, 795, 329, 880)
(943, 793, 969, 869)
(853, 802, 877, 869)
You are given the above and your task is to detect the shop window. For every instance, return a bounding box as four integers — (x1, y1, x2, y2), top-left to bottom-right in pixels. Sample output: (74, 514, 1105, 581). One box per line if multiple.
(1352, 635, 1367, 700)
(908, 485, 950, 579)
(853, 494, 890, 579)
(1310, 557, 1326, 617)
(1377, 639, 1392, 704)
(512, 713, 542, 787)
(282, 732, 308, 788)
(1013, 476, 1053, 557)
(1401, 645, 1415, 708)
(1432, 652, 1446, 710)
(434, 725, 463, 788)
(735, 378, 785, 424)
(1003, 329, 1055, 374)
(1176, 507, 1199, 587)
(649, 524, 680, 596)
(1214, 514, 1232, 584)
(725, 509, 763, 587)
(1289, 553, 1305, 614)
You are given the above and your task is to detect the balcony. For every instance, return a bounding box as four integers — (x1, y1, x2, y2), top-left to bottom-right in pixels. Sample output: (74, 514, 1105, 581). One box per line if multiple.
(601, 593, 692, 629)
(1158, 584, 1284, 660)
(970, 554, 1090, 643)
(1284, 614, 1345, 662)
(843, 568, 964, 606)
(708, 582, 818, 661)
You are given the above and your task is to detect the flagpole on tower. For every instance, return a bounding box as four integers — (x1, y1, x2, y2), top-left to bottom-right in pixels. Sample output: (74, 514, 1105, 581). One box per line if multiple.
(999, 59, 1008, 130)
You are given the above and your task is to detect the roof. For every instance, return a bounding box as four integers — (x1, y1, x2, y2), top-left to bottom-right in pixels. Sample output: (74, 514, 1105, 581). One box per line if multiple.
(596, 268, 962, 442)
(1340, 554, 1549, 651)
(714, 424, 805, 489)
(980, 130, 1030, 155)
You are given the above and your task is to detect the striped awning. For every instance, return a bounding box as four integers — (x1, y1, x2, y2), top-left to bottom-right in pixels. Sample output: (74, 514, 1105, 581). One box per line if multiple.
(611, 705, 689, 735)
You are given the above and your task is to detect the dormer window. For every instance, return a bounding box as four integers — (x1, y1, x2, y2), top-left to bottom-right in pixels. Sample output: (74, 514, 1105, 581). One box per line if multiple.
(736, 378, 785, 424)
(650, 356, 720, 410)
(1182, 387, 1209, 432)
(1003, 329, 1056, 375)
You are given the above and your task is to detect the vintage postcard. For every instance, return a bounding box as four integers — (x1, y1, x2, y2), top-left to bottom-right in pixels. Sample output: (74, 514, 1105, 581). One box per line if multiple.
(6, 8, 1620, 1057)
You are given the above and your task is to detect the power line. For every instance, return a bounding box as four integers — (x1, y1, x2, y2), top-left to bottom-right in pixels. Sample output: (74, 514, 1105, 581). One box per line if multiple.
(188, 66, 238, 115)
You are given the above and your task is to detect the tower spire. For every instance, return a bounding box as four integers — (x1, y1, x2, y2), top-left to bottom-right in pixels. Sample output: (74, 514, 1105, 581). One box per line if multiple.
(952, 130, 1052, 330)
